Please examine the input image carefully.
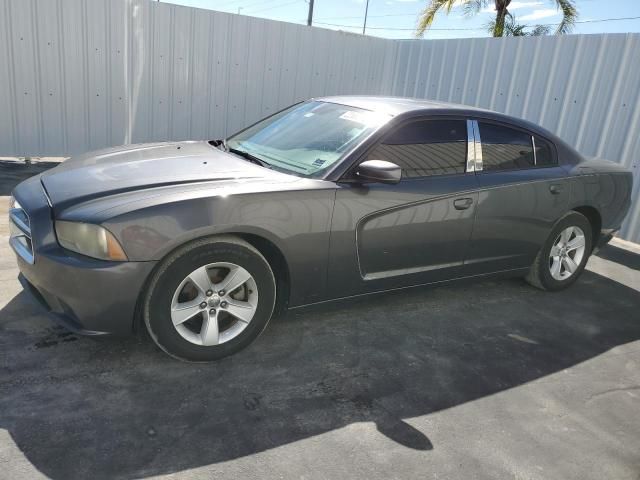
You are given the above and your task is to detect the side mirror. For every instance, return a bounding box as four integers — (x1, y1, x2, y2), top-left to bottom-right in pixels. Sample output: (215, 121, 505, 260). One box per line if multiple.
(354, 160, 401, 184)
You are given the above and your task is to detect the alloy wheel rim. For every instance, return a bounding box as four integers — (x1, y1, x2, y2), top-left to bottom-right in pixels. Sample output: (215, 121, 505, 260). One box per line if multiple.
(170, 262, 258, 346)
(549, 225, 586, 281)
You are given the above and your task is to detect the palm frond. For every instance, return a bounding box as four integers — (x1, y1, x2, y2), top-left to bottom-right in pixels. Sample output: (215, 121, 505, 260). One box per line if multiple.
(462, 0, 488, 17)
(415, 0, 458, 37)
(485, 19, 497, 35)
(508, 23, 528, 36)
(488, 15, 551, 37)
(553, 0, 577, 34)
(530, 24, 551, 36)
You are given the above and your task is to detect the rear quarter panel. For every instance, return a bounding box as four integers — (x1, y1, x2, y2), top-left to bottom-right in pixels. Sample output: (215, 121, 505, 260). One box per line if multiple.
(565, 158, 633, 231)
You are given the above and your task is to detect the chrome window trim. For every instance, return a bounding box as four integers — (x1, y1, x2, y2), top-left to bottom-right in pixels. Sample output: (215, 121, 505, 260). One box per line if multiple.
(472, 120, 483, 172)
(465, 119, 475, 173)
(531, 135, 537, 166)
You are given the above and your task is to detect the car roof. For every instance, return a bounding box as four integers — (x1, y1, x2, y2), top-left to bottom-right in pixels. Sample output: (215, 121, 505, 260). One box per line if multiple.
(315, 95, 566, 147)
(315, 95, 491, 117)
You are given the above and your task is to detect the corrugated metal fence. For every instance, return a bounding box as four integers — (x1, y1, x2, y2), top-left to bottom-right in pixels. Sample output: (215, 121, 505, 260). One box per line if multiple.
(0, 0, 395, 155)
(0, 0, 638, 241)
(390, 35, 640, 241)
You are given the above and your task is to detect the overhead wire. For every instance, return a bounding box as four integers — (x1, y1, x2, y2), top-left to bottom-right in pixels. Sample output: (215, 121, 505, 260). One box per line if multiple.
(312, 15, 640, 32)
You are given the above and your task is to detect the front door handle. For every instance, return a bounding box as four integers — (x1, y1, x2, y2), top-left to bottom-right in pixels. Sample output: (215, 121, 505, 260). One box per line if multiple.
(549, 184, 564, 195)
(453, 197, 473, 210)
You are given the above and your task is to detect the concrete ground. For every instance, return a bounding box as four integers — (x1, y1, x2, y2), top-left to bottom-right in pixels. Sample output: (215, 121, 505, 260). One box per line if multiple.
(0, 159, 639, 480)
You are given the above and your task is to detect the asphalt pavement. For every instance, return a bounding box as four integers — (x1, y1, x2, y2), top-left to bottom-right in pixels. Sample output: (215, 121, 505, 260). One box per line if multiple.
(0, 159, 638, 480)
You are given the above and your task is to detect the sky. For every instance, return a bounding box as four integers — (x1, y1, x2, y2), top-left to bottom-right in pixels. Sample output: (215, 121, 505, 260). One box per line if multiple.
(160, 0, 640, 39)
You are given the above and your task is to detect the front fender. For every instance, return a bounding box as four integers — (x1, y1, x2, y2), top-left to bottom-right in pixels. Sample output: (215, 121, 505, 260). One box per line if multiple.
(101, 189, 336, 306)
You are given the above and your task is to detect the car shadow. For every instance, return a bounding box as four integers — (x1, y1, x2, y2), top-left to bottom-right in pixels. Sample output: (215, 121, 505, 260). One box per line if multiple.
(0, 258, 639, 479)
(596, 243, 640, 271)
(0, 159, 61, 196)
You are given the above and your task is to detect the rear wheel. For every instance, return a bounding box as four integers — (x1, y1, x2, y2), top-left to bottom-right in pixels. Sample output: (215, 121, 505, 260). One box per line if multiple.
(526, 212, 592, 291)
(144, 236, 276, 362)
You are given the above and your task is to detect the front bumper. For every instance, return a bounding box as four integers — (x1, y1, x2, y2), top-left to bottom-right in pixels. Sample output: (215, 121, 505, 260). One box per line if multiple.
(19, 273, 108, 335)
(17, 253, 156, 336)
(10, 175, 157, 336)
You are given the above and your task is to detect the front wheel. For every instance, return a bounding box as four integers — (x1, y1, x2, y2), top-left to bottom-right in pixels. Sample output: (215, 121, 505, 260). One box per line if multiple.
(526, 212, 592, 291)
(143, 236, 276, 362)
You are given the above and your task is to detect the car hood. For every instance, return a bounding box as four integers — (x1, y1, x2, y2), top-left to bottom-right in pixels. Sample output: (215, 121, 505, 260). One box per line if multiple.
(41, 141, 295, 211)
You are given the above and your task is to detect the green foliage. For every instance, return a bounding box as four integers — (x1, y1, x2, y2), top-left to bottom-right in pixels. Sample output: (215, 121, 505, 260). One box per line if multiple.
(486, 17, 552, 36)
(416, 0, 577, 38)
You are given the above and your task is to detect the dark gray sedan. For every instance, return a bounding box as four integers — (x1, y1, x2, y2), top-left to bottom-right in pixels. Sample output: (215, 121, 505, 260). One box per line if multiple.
(9, 96, 633, 361)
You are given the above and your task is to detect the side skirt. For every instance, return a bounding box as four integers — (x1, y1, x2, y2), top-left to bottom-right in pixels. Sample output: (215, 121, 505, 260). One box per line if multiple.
(288, 266, 530, 311)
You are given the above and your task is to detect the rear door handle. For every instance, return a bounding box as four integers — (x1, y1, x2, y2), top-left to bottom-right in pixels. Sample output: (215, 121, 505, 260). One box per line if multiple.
(549, 184, 564, 195)
(453, 197, 473, 210)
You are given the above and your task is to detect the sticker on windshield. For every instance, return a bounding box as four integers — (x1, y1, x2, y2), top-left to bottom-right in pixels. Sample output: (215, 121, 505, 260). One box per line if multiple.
(313, 158, 327, 167)
(339, 111, 365, 123)
(339, 110, 389, 127)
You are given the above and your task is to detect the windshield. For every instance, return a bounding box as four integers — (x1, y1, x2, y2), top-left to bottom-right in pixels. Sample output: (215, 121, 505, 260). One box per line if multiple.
(226, 101, 391, 177)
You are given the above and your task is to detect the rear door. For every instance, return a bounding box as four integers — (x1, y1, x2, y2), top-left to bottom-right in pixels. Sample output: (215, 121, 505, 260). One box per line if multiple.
(327, 117, 479, 298)
(465, 119, 569, 273)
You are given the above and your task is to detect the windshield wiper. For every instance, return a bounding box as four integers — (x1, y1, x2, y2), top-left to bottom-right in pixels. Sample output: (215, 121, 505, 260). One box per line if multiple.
(228, 147, 272, 169)
(209, 139, 228, 151)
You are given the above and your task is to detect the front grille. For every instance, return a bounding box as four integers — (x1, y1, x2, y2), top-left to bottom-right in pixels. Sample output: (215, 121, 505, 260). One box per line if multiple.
(9, 198, 35, 264)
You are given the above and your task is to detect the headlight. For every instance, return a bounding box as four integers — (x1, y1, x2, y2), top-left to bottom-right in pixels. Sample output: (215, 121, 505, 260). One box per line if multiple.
(55, 221, 128, 261)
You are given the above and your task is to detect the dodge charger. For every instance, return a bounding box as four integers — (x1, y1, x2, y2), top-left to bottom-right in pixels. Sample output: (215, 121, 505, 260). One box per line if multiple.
(9, 96, 632, 361)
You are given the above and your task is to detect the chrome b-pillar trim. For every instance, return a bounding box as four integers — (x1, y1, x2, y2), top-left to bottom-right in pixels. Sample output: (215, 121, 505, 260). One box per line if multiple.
(471, 120, 483, 172)
(466, 119, 475, 173)
(531, 135, 537, 166)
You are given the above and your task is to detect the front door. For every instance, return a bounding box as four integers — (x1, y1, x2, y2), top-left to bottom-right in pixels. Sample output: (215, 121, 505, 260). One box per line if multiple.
(327, 117, 479, 299)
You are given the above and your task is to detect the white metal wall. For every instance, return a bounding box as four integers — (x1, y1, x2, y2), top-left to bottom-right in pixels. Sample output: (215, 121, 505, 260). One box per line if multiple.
(0, 0, 396, 156)
(391, 34, 640, 242)
(0, 0, 638, 241)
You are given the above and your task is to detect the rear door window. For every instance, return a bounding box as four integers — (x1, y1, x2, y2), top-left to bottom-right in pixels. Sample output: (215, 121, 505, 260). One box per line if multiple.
(478, 122, 534, 171)
(533, 135, 556, 166)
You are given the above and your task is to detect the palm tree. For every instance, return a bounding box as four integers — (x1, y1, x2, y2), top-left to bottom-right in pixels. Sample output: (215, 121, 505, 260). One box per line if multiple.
(416, 0, 577, 38)
(487, 16, 552, 36)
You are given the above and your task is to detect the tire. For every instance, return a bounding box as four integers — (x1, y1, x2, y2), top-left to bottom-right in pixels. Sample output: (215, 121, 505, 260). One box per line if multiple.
(143, 235, 276, 362)
(526, 211, 593, 291)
